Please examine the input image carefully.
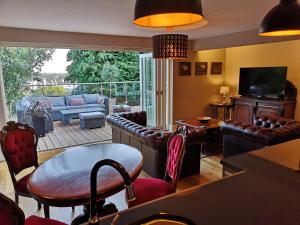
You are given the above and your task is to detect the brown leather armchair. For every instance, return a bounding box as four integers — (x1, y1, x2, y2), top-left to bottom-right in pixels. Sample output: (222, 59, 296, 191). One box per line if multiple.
(107, 111, 206, 178)
(221, 115, 300, 158)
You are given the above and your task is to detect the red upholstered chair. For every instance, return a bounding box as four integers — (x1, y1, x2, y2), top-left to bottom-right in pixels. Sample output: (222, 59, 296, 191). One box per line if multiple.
(0, 121, 49, 217)
(0, 192, 66, 225)
(128, 128, 186, 208)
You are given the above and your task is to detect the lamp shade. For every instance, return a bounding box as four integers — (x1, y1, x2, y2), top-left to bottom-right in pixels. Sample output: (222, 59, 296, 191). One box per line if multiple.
(133, 0, 204, 27)
(259, 0, 300, 36)
(152, 34, 188, 59)
(220, 86, 230, 95)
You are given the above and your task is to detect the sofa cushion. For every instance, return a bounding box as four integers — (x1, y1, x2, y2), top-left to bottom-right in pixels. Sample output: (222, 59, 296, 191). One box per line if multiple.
(66, 105, 86, 110)
(82, 94, 100, 104)
(65, 95, 83, 106)
(46, 97, 65, 107)
(85, 103, 101, 108)
(52, 106, 67, 112)
(70, 98, 84, 106)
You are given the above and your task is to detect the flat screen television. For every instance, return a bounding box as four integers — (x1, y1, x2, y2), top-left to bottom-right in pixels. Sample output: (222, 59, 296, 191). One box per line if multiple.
(238, 67, 287, 99)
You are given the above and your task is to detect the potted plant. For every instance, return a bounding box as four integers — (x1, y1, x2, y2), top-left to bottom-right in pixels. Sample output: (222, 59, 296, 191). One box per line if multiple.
(24, 101, 52, 137)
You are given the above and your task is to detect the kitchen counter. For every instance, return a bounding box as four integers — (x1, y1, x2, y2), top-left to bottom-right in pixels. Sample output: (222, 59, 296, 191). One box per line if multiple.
(88, 140, 300, 225)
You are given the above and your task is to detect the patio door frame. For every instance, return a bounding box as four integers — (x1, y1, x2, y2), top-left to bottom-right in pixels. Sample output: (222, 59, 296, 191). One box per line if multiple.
(140, 53, 173, 130)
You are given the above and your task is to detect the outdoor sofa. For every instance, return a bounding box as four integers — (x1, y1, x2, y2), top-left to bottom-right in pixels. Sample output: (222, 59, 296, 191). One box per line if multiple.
(16, 93, 109, 123)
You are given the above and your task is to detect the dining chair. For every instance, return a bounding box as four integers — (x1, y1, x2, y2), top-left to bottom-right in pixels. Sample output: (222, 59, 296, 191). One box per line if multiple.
(0, 192, 66, 225)
(0, 121, 49, 217)
(128, 127, 186, 208)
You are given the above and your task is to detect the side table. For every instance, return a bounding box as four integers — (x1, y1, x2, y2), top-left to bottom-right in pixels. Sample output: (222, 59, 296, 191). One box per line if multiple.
(210, 102, 232, 121)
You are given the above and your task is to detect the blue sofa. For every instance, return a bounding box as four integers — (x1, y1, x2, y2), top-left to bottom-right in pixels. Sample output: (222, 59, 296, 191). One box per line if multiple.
(16, 94, 109, 123)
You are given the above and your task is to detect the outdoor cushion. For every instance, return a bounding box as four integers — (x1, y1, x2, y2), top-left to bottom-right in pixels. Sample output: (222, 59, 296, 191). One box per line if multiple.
(65, 95, 83, 106)
(83, 93, 100, 104)
(70, 98, 84, 106)
(85, 103, 102, 108)
(128, 178, 172, 208)
(79, 112, 105, 120)
(46, 97, 65, 107)
(52, 106, 67, 112)
(65, 105, 87, 110)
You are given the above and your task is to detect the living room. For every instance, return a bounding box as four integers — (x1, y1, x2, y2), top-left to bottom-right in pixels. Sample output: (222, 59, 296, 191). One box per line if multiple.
(0, 1, 300, 225)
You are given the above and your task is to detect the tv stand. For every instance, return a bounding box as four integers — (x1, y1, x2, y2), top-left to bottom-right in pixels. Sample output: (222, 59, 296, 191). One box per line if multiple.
(231, 96, 296, 124)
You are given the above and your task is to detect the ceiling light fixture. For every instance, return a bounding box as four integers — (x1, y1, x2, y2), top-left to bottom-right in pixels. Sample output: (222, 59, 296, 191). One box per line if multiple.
(152, 34, 188, 59)
(133, 0, 204, 59)
(259, 0, 300, 36)
(133, 0, 204, 28)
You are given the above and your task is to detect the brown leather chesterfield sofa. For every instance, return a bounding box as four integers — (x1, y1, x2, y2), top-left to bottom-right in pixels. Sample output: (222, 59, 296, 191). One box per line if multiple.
(106, 111, 206, 178)
(221, 115, 300, 158)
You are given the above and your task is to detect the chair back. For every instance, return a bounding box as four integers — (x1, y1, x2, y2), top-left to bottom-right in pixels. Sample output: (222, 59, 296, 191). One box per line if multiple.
(0, 192, 25, 225)
(165, 127, 186, 192)
(0, 121, 38, 176)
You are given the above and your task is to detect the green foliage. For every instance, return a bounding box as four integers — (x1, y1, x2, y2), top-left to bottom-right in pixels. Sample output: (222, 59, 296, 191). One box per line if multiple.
(31, 86, 67, 97)
(66, 50, 140, 83)
(0, 47, 54, 110)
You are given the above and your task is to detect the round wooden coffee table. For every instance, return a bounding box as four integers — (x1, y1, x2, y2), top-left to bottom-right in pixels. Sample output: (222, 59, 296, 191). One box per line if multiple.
(28, 143, 143, 220)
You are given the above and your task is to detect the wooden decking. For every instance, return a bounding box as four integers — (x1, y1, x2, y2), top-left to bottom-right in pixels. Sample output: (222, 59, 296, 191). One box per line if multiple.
(37, 120, 112, 151)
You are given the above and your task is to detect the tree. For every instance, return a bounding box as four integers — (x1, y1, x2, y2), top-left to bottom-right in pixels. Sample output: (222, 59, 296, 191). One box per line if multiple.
(0, 47, 54, 111)
(65, 50, 140, 83)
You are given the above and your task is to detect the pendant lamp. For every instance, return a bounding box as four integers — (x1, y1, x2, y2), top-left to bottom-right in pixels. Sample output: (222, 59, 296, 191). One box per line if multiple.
(152, 34, 188, 59)
(133, 0, 204, 27)
(259, 0, 300, 36)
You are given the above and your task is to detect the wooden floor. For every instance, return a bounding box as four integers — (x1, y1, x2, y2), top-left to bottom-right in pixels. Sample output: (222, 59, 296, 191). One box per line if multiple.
(0, 145, 222, 224)
(37, 120, 112, 151)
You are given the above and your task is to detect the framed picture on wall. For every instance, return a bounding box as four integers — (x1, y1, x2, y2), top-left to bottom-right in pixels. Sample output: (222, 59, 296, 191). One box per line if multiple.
(195, 62, 208, 75)
(178, 62, 192, 76)
(211, 62, 223, 75)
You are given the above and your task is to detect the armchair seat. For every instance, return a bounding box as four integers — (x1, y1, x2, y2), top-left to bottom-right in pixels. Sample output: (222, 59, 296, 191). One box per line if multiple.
(129, 178, 172, 208)
(15, 173, 32, 194)
(25, 216, 66, 225)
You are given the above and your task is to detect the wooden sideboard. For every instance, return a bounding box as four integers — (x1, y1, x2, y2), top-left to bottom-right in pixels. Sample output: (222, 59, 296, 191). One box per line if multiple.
(231, 96, 296, 124)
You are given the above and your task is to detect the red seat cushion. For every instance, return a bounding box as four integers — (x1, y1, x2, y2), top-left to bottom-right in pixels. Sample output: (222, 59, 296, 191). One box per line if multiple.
(128, 178, 172, 208)
(15, 173, 32, 194)
(25, 216, 67, 225)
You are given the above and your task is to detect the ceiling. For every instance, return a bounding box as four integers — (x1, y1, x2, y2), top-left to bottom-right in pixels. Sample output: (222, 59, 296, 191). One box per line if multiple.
(0, 0, 279, 40)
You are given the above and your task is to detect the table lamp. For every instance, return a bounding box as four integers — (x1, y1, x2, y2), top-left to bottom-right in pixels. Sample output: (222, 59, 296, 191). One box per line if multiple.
(220, 86, 230, 104)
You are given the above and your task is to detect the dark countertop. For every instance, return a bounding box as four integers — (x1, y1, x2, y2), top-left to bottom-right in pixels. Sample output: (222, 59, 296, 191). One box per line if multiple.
(90, 141, 300, 225)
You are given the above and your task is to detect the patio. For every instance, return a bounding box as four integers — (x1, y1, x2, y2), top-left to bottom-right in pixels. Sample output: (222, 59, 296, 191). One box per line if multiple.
(37, 120, 112, 151)
(36, 105, 141, 151)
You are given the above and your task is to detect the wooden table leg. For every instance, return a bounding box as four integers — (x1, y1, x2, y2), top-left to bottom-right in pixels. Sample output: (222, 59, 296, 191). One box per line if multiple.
(43, 205, 50, 218)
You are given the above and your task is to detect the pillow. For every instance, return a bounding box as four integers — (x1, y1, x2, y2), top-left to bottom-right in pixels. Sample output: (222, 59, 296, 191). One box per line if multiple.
(65, 95, 83, 106)
(70, 98, 84, 106)
(98, 96, 104, 105)
(83, 94, 100, 104)
(38, 100, 53, 108)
